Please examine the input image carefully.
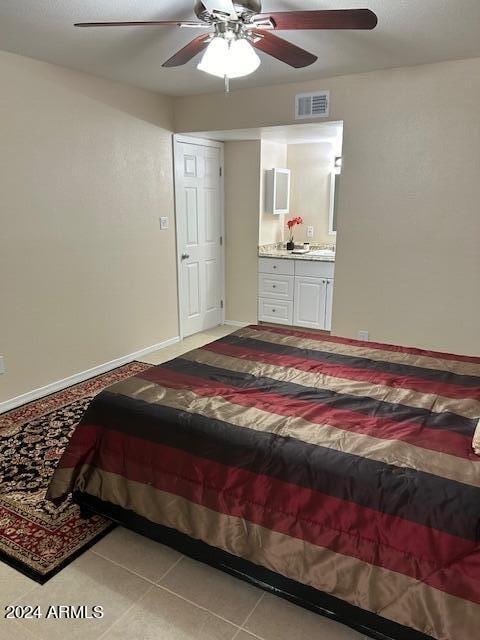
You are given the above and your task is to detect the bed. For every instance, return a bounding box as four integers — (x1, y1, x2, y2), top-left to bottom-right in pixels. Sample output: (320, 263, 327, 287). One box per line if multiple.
(47, 324, 480, 640)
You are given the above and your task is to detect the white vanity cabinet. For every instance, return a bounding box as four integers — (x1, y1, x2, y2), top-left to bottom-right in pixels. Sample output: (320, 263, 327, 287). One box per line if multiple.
(258, 257, 334, 330)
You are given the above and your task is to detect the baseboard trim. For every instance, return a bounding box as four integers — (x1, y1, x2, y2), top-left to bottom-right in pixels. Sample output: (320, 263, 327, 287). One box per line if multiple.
(0, 336, 180, 415)
(224, 320, 251, 328)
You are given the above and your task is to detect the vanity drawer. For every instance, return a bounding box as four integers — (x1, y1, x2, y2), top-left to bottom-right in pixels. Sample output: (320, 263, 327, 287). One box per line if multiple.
(295, 260, 335, 279)
(258, 298, 293, 325)
(258, 257, 295, 276)
(258, 273, 294, 300)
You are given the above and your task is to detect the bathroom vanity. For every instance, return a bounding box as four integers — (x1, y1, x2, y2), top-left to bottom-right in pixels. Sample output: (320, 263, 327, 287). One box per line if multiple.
(258, 252, 335, 331)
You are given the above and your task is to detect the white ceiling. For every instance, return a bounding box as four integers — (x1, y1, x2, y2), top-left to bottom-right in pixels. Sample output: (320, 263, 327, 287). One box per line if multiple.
(1, 1, 480, 96)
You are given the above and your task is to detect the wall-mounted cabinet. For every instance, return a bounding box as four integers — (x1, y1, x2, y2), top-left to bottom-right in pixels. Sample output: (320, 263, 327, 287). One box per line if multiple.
(265, 168, 291, 215)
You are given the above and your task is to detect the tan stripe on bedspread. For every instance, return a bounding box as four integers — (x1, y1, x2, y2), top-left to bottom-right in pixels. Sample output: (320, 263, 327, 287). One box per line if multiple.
(67, 466, 480, 640)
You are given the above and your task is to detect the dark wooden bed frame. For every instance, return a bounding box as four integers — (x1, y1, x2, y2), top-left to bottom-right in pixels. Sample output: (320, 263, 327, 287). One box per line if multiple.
(75, 492, 434, 640)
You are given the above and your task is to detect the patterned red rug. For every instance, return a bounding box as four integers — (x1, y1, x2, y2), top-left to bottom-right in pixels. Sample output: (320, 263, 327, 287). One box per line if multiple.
(0, 361, 152, 583)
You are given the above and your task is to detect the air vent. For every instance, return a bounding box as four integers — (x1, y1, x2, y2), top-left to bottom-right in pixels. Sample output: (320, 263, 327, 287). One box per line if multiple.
(295, 91, 330, 120)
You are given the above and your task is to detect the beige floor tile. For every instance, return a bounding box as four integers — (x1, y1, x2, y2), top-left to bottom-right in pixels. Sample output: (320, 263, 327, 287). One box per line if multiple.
(0, 620, 37, 640)
(140, 325, 236, 366)
(160, 557, 262, 626)
(244, 593, 365, 640)
(14, 551, 151, 640)
(0, 561, 37, 605)
(101, 586, 238, 640)
(90, 526, 181, 583)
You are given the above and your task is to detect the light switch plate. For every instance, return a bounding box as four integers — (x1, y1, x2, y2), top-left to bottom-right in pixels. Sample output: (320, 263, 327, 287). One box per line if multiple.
(358, 331, 369, 341)
(159, 216, 169, 230)
(0, 356, 5, 374)
(307, 226, 314, 238)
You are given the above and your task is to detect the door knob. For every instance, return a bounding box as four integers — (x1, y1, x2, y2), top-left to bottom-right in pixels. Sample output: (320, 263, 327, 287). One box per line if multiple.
(181, 253, 190, 260)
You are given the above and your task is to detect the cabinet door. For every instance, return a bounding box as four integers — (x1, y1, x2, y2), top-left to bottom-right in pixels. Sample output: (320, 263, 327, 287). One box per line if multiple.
(294, 276, 327, 330)
(325, 278, 334, 331)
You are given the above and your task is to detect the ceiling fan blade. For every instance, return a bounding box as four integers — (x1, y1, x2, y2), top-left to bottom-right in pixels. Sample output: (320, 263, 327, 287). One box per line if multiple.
(201, 0, 238, 20)
(252, 31, 317, 69)
(162, 34, 211, 68)
(253, 9, 378, 31)
(74, 21, 207, 28)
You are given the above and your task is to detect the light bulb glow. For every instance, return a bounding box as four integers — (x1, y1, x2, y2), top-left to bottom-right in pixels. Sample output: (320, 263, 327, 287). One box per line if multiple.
(226, 39, 260, 78)
(197, 37, 229, 78)
(197, 36, 260, 79)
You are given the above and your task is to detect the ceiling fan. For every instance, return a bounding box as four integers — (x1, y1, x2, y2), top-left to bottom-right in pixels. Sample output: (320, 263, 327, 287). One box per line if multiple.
(75, 1, 378, 82)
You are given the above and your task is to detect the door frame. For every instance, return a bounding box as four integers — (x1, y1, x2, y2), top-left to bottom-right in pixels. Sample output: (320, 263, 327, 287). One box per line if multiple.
(173, 134, 225, 340)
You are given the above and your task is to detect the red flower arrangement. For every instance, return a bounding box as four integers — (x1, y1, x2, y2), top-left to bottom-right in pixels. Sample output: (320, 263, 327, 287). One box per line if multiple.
(286, 216, 303, 246)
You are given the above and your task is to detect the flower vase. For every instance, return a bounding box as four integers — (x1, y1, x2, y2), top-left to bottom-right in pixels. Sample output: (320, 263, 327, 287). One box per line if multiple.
(286, 241, 295, 251)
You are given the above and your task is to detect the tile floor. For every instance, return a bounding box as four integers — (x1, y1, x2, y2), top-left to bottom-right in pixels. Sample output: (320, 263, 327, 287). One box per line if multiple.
(0, 325, 370, 640)
(140, 323, 238, 366)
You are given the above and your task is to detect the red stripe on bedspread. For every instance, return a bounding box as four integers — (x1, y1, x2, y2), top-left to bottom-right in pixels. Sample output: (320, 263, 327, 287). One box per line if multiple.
(248, 325, 480, 365)
(68, 424, 480, 604)
(202, 341, 480, 400)
(138, 367, 474, 458)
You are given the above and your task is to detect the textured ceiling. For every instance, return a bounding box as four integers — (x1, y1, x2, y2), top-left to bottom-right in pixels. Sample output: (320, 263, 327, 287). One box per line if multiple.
(1, 0, 480, 96)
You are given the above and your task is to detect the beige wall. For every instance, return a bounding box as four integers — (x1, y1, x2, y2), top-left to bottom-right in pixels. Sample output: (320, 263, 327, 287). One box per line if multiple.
(259, 141, 287, 245)
(0, 50, 177, 403)
(175, 57, 480, 355)
(224, 140, 260, 324)
(287, 142, 336, 246)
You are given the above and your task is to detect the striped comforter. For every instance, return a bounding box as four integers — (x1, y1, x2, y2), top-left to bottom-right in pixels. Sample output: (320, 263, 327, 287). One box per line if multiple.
(47, 325, 480, 640)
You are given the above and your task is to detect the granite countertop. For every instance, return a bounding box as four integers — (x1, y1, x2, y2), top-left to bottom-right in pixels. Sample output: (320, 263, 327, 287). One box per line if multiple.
(258, 246, 336, 262)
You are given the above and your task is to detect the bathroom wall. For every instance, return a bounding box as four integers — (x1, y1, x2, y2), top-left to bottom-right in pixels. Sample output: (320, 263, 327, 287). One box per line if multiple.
(287, 142, 337, 246)
(259, 140, 338, 248)
(259, 140, 287, 245)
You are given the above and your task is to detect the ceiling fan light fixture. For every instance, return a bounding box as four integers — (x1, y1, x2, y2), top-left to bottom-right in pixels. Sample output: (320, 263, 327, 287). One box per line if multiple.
(74, 6, 378, 76)
(197, 33, 260, 79)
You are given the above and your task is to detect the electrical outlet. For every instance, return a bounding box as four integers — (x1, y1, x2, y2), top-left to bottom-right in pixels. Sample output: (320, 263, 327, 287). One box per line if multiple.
(159, 216, 169, 230)
(0, 356, 5, 374)
(358, 331, 369, 342)
(307, 225, 314, 238)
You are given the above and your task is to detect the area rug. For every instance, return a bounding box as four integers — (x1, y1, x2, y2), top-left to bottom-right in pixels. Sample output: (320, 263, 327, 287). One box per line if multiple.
(0, 361, 152, 583)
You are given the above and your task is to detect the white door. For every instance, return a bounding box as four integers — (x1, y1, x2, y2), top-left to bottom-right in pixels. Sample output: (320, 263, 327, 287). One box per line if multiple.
(175, 137, 224, 338)
(294, 276, 327, 330)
